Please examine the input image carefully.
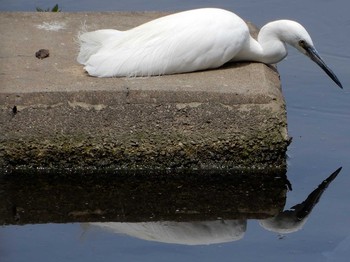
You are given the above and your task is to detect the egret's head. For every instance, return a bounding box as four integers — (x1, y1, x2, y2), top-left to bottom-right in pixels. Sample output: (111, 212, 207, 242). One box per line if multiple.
(281, 20, 343, 88)
(279, 21, 314, 54)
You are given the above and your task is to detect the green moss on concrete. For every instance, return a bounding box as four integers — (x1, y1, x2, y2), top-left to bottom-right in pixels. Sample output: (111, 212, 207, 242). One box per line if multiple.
(0, 88, 288, 171)
(0, 124, 288, 170)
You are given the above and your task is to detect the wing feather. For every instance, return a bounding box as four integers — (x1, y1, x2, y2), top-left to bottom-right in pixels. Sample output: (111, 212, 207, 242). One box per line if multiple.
(82, 8, 249, 77)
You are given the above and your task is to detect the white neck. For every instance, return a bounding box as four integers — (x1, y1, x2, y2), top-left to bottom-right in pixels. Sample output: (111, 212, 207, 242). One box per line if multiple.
(233, 21, 292, 64)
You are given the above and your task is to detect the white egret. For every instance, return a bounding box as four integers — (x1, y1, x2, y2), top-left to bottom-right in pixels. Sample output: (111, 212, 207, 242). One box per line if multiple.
(77, 8, 342, 88)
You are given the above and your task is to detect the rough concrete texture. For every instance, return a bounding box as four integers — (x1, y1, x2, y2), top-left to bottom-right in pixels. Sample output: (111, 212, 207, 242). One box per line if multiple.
(0, 12, 289, 170)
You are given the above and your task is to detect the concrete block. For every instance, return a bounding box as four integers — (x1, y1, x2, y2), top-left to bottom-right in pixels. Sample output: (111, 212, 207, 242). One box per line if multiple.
(0, 12, 289, 170)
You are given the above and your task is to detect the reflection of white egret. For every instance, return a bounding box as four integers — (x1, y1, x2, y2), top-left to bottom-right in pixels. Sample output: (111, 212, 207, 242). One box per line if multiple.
(260, 167, 342, 234)
(77, 8, 342, 88)
(84, 168, 341, 245)
(90, 220, 246, 245)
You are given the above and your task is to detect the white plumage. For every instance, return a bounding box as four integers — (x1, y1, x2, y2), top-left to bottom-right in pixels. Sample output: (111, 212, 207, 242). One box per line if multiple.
(77, 8, 342, 88)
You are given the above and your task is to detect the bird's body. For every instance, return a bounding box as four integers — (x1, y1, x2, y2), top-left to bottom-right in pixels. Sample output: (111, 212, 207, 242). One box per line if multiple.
(78, 8, 249, 77)
(77, 8, 342, 88)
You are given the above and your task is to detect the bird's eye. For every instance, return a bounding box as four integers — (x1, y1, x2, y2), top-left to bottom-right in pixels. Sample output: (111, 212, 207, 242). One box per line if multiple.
(299, 40, 306, 46)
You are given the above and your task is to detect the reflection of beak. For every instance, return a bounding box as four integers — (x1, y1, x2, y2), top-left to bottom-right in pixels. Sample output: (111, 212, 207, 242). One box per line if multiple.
(292, 167, 342, 220)
(305, 46, 343, 89)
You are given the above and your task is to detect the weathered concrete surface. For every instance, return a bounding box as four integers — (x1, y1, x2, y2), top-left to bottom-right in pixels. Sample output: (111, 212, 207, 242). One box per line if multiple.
(0, 12, 289, 170)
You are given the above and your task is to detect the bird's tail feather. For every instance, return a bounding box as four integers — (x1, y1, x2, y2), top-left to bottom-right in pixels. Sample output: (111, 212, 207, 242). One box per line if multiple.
(77, 29, 124, 65)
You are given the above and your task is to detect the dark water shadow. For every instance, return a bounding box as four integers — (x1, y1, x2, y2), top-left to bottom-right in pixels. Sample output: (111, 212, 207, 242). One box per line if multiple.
(1, 168, 289, 225)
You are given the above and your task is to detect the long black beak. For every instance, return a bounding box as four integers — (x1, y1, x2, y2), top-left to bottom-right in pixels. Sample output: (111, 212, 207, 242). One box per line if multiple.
(305, 46, 343, 89)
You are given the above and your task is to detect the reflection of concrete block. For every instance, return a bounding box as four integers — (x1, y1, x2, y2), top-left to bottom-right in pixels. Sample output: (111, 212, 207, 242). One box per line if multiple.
(0, 13, 288, 170)
(0, 169, 288, 225)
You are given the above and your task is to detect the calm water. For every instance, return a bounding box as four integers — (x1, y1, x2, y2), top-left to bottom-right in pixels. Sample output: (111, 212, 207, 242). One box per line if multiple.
(1, 0, 350, 261)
